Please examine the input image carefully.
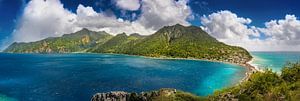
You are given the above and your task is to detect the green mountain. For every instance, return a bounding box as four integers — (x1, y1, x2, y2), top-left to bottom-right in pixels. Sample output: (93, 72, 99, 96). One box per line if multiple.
(4, 24, 251, 64)
(4, 28, 113, 53)
(127, 24, 251, 64)
(88, 33, 145, 53)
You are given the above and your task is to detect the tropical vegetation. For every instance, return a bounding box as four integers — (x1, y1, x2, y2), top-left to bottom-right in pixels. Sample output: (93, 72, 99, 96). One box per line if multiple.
(4, 24, 252, 65)
(208, 62, 300, 101)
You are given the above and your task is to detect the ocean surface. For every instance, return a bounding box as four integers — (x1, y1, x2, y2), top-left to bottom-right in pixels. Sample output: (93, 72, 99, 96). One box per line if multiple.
(0, 53, 246, 101)
(251, 52, 300, 73)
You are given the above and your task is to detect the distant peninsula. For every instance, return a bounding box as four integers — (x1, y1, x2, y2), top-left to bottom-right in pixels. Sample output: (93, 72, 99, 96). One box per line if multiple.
(4, 24, 252, 66)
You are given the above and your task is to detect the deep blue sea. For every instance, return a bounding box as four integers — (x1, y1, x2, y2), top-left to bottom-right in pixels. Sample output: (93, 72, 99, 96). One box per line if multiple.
(0, 53, 246, 101)
(251, 52, 300, 73)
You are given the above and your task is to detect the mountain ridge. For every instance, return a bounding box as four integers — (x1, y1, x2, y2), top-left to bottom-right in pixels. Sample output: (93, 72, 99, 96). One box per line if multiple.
(3, 24, 252, 65)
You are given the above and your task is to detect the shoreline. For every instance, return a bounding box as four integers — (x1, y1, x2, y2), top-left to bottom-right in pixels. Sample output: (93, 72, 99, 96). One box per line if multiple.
(141, 56, 259, 83)
(2, 52, 260, 84)
(85, 52, 260, 83)
(240, 59, 259, 83)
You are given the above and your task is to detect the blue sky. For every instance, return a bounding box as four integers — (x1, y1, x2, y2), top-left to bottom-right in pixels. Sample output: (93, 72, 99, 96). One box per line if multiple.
(189, 0, 300, 27)
(0, 0, 25, 40)
(0, 0, 300, 51)
(64, 0, 300, 27)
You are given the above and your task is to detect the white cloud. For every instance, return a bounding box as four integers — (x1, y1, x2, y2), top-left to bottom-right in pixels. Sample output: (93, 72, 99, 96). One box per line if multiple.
(115, 0, 140, 11)
(78, 0, 192, 34)
(74, 4, 154, 35)
(137, 0, 191, 30)
(12, 0, 79, 42)
(260, 15, 300, 45)
(10, 0, 300, 51)
(201, 10, 300, 51)
(75, 4, 130, 29)
(9, 0, 192, 45)
(201, 10, 259, 41)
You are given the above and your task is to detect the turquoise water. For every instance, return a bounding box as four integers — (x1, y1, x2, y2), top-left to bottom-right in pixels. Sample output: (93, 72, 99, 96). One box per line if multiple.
(0, 94, 17, 101)
(251, 52, 300, 73)
(0, 53, 246, 101)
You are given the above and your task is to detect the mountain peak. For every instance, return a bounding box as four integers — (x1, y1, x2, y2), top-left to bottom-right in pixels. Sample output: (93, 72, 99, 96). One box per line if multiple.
(162, 24, 185, 29)
(77, 28, 106, 34)
(129, 33, 146, 38)
(174, 23, 184, 27)
(117, 32, 127, 36)
(65, 28, 110, 37)
(79, 28, 91, 32)
(152, 23, 218, 43)
(155, 24, 188, 42)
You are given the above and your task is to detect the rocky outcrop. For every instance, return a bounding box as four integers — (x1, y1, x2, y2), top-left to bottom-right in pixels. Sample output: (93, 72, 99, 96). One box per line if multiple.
(91, 89, 177, 101)
(91, 91, 129, 101)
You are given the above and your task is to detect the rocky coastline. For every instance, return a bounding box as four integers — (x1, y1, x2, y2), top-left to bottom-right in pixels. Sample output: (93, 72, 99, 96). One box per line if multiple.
(91, 89, 178, 101)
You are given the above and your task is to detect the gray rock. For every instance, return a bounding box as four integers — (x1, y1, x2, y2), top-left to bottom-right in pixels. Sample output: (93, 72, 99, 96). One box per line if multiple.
(91, 88, 177, 101)
(91, 91, 129, 101)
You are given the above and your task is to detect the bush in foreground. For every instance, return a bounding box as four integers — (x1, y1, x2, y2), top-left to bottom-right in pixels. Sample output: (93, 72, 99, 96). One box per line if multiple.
(208, 62, 300, 101)
(92, 62, 300, 101)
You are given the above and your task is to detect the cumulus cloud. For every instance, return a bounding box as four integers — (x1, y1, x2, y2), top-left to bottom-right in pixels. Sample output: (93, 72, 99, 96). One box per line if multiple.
(260, 15, 300, 45)
(201, 10, 300, 51)
(201, 10, 259, 41)
(75, 4, 130, 29)
(137, 0, 191, 30)
(79, 0, 192, 34)
(13, 0, 79, 42)
(74, 4, 154, 35)
(114, 0, 140, 11)
(9, 0, 300, 51)
(8, 0, 192, 45)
